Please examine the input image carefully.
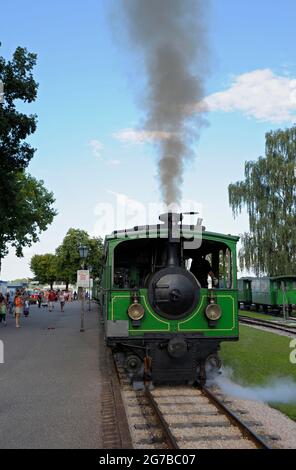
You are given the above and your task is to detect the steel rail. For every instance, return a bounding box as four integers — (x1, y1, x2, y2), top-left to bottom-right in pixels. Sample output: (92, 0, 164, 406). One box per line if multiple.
(239, 315, 296, 335)
(200, 386, 271, 449)
(145, 386, 179, 449)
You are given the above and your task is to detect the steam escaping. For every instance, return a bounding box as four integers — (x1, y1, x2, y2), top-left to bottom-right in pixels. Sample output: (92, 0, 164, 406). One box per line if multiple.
(118, 0, 209, 205)
(213, 368, 296, 404)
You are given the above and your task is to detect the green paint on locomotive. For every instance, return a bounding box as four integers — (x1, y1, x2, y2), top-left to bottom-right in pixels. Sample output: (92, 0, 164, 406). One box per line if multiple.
(99, 228, 239, 339)
(109, 289, 237, 337)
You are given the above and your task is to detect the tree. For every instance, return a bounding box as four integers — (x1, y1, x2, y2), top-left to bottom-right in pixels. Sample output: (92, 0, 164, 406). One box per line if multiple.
(0, 44, 38, 173)
(0, 44, 56, 266)
(30, 254, 58, 289)
(9, 278, 30, 284)
(0, 171, 57, 262)
(55, 229, 103, 290)
(228, 126, 296, 276)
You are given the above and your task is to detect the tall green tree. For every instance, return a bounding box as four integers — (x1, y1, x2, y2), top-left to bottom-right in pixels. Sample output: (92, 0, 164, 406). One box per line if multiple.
(1, 172, 57, 261)
(30, 254, 58, 289)
(0, 44, 38, 172)
(229, 126, 296, 276)
(0, 44, 56, 265)
(55, 229, 103, 290)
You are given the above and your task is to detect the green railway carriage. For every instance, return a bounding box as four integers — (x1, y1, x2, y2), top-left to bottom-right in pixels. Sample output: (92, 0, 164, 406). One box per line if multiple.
(98, 213, 239, 386)
(237, 278, 252, 305)
(238, 275, 296, 313)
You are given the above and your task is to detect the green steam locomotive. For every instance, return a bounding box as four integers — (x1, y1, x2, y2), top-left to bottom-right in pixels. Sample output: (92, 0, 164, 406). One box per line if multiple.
(96, 213, 239, 387)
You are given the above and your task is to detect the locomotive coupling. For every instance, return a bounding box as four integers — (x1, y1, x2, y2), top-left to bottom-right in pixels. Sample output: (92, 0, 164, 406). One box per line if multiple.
(167, 337, 188, 358)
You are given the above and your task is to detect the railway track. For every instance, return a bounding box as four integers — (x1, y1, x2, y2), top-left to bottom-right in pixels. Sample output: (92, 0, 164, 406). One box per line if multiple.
(239, 315, 296, 336)
(115, 355, 272, 449)
(144, 385, 271, 449)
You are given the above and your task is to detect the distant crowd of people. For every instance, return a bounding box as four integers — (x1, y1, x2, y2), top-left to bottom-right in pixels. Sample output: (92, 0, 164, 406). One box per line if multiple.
(0, 289, 78, 328)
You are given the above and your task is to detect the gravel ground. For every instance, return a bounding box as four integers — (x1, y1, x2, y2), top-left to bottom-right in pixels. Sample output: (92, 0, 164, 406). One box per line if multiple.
(210, 384, 296, 449)
(121, 389, 166, 449)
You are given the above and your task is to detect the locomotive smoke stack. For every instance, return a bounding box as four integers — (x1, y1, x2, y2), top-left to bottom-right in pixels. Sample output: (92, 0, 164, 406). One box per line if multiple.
(118, 0, 209, 205)
(166, 242, 180, 267)
(159, 212, 182, 267)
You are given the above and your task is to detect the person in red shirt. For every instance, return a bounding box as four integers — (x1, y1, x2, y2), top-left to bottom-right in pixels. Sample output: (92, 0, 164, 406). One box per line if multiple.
(48, 290, 56, 312)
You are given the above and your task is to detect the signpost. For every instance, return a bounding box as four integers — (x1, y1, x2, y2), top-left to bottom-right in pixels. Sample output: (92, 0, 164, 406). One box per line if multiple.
(77, 270, 90, 288)
(77, 270, 90, 332)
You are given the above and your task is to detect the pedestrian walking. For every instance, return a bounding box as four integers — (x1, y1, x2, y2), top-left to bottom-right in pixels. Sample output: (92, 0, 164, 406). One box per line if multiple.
(37, 292, 42, 308)
(14, 290, 23, 328)
(59, 291, 65, 312)
(0, 293, 7, 326)
(5, 291, 12, 316)
(48, 290, 55, 312)
(24, 299, 30, 317)
(8, 291, 14, 315)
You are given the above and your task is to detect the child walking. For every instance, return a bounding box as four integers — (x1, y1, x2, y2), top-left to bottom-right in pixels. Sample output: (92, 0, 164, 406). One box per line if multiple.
(24, 299, 30, 317)
(0, 293, 7, 326)
(14, 290, 23, 328)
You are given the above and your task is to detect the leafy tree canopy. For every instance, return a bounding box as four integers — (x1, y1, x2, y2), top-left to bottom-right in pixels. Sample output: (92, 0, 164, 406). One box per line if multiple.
(0, 44, 56, 264)
(9, 278, 30, 284)
(229, 126, 296, 276)
(55, 228, 103, 289)
(0, 171, 57, 260)
(0, 44, 38, 172)
(30, 253, 58, 289)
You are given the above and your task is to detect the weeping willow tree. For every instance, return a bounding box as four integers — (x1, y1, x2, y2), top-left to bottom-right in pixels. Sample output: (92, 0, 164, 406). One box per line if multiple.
(229, 126, 296, 276)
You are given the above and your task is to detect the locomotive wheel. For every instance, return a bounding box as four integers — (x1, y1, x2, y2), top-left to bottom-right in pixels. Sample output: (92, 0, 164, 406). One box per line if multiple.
(205, 354, 222, 379)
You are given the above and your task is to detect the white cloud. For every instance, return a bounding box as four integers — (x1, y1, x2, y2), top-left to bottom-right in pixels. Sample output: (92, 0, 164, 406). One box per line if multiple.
(113, 70, 296, 143)
(113, 128, 173, 144)
(89, 139, 103, 159)
(203, 69, 296, 123)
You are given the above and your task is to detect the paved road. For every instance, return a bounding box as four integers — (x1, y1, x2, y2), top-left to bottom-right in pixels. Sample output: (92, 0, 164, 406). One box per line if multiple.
(0, 300, 103, 448)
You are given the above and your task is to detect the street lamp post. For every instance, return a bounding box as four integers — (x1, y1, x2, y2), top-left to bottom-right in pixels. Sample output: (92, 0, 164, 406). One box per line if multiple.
(78, 245, 89, 332)
(88, 266, 92, 311)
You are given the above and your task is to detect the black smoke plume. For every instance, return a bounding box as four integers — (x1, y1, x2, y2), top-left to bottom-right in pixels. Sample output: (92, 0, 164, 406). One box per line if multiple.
(118, 0, 209, 205)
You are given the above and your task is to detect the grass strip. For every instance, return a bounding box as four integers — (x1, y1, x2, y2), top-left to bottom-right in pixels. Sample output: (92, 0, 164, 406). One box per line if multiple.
(220, 325, 296, 420)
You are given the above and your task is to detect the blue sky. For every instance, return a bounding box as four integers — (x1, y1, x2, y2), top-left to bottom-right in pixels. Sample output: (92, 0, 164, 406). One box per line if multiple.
(1, 0, 296, 279)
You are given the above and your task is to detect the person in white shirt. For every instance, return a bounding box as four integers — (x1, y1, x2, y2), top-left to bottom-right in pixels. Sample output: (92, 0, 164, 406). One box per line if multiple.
(59, 292, 65, 312)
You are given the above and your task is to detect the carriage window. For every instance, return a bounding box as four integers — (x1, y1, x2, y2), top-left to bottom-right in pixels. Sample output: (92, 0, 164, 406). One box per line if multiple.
(216, 248, 232, 288)
(260, 279, 268, 291)
(252, 280, 260, 291)
(225, 249, 232, 288)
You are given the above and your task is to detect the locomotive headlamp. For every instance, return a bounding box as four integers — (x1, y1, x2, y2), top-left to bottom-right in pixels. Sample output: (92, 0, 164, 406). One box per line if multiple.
(205, 303, 222, 321)
(127, 302, 145, 320)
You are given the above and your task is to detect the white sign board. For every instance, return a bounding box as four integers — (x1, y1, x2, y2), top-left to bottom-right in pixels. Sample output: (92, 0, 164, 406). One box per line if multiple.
(77, 270, 90, 288)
